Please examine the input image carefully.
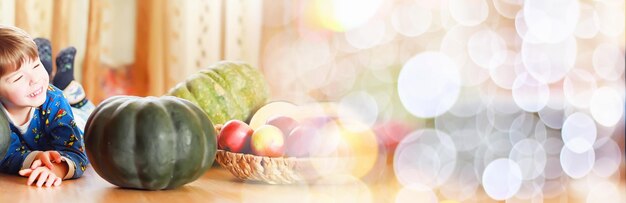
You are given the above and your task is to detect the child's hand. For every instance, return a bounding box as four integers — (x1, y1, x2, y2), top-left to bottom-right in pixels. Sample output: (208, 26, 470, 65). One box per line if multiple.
(18, 166, 63, 187)
(34, 151, 63, 170)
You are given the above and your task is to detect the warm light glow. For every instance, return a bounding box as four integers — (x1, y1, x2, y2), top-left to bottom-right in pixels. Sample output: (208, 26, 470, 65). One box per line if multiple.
(304, 0, 383, 32)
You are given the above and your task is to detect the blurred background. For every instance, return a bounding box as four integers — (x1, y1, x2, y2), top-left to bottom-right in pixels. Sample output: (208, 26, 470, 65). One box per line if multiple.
(0, 0, 624, 202)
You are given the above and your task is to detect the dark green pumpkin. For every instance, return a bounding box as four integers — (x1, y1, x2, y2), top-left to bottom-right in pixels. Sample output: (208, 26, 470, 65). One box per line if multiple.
(84, 96, 217, 190)
(0, 109, 10, 159)
(167, 61, 269, 125)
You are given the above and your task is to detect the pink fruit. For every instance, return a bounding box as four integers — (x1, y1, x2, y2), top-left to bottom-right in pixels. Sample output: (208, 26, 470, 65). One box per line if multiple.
(299, 116, 334, 128)
(265, 115, 299, 138)
(285, 125, 320, 157)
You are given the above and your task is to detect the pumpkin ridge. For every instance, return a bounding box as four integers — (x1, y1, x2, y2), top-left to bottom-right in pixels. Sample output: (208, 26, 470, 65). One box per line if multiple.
(138, 101, 176, 189)
(111, 100, 142, 188)
(186, 74, 228, 124)
(100, 96, 135, 186)
(222, 63, 266, 121)
(236, 63, 269, 105)
(169, 83, 200, 105)
(88, 96, 135, 187)
(198, 71, 238, 120)
(162, 99, 189, 188)
(156, 100, 178, 189)
(181, 97, 217, 167)
(201, 69, 246, 120)
(181, 96, 217, 184)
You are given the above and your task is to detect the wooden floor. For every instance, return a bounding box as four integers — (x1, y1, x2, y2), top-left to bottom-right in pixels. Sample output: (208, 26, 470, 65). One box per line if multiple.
(0, 164, 623, 203)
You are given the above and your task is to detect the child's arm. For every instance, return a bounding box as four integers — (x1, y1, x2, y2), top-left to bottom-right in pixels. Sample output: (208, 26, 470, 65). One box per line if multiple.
(0, 134, 71, 181)
(44, 93, 89, 179)
(18, 159, 65, 187)
(19, 151, 68, 178)
(0, 132, 41, 174)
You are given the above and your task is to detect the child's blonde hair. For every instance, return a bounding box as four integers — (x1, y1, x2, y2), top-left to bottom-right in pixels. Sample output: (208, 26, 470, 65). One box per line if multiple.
(0, 25, 38, 77)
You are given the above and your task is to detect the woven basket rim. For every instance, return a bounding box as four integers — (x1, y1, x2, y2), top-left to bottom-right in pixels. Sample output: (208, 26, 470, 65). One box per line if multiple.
(216, 149, 352, 161)
(216, 149, 356, 184)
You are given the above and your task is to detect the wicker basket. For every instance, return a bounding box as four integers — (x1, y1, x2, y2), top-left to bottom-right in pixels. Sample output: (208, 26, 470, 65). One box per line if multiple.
(215, 149, 350, 184)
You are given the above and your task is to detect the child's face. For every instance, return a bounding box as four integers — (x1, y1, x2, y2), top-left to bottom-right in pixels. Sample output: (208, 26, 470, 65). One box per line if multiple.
(0, 58, 49, 108)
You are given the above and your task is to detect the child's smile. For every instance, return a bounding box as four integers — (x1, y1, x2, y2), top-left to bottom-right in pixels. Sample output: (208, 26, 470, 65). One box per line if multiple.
(28, 86, 44, 98)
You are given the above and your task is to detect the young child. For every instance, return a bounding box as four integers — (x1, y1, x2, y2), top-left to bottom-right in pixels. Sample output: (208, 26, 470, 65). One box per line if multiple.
(0, 25, 94, 187)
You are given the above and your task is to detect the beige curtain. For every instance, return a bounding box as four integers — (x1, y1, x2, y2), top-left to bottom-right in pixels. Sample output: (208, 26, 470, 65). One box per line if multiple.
(133, 0, 261, 97)
(82, 0, 102, 102)
(0, 0, 15, 25)
(0, 0, 263, 103)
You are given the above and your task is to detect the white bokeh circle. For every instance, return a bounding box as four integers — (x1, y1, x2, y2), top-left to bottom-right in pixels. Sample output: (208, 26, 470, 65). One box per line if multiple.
(523, 0, 580, 43)
(562, 112, 597, 153)
(398, 52, 461, 118)
(394, 129, 458, 188)
(589, 87, 624, 127)
(560, 146, 595, 179)
(482, 159, 523, 200)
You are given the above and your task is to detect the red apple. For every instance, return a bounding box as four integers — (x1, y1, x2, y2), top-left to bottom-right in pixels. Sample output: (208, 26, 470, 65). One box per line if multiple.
(218, 120, 253, 153)
(265, 115, 299, 137)
(251, 125, 285, 157)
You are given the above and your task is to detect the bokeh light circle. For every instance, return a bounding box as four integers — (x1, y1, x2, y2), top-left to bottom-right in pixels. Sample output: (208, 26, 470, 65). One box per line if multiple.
(398, 52, 461, 118)
(493, 0, 523, 19)
(482, 159, 523, 200)
(538, 106, 565, 129)
(512, 73, 550, 112)
(509, 139, 547, 180)
(515, 11, 543, 44)
(440, 163, 480, 201)
(521, 36, 577, 84)
(592, 43, 625, 81)
(394, 129, 457, 188)
(391, 3, 432, 37)
(490, 51, 521, 90)
(523, 0, 580, 43)
(338, 91, 379, 128)
(563, 69, 597, 109)
(562, 112, 597, 153)
(440, 25, 491, 86)
(592, 138, 622, 178)
(560, 146, 595, 179)
(449, 0, 489, 26)
(589, 87, 624, 127)
(345, 19, 386, 49)
(467, 29, 507, 69)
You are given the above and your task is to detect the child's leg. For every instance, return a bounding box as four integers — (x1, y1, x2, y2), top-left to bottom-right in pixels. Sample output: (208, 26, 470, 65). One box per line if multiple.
(33, 38, 54, 77)
(53, 47, 88, 106)
(53, 47, 76, 90)
(53, 46, 95, 131)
